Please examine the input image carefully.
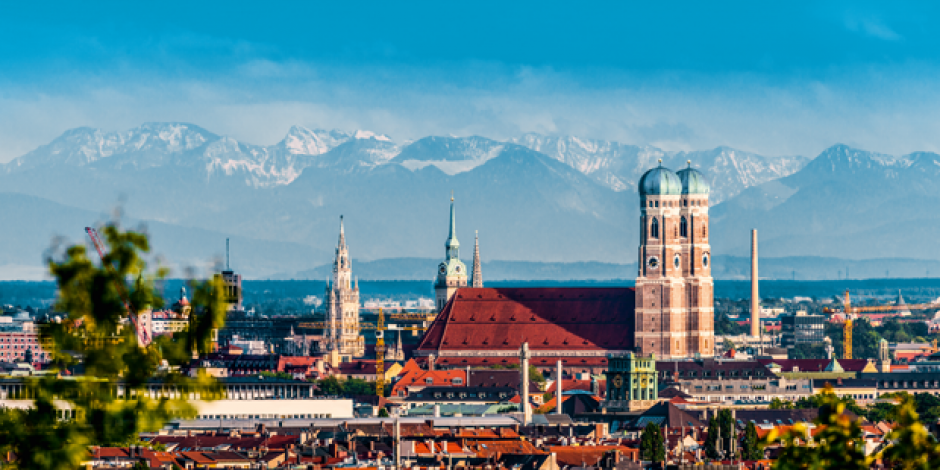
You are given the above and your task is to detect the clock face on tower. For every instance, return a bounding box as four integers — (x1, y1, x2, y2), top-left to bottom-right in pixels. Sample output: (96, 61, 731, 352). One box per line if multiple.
(439, 264, 447, 275)
(612, 374, 623, 388)
(647, 256, 659, 270)
(455, 265, 461, 273)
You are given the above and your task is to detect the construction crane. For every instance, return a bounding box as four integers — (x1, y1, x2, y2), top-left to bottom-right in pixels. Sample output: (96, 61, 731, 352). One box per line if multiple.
(828, 290, 940, 360)
(828, 290, 939, 316)
(388, 312, 437, 322)
(85, 227, 150, 346)
(375, 308, 386, 397)
(843, 319, 853, 360)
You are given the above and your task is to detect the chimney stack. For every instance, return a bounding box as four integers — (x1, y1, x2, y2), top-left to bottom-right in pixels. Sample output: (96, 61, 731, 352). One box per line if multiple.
(751, 229, 760, 338)
(521, 342, 531, 426)
(555, 360, 563, 416)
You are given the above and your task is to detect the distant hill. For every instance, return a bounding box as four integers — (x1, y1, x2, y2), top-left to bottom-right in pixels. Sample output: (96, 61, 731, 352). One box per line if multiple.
(279, 255, 940, 281)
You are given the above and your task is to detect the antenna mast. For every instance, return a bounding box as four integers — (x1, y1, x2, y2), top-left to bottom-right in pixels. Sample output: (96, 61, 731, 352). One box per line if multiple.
(226, 238, 230, 271)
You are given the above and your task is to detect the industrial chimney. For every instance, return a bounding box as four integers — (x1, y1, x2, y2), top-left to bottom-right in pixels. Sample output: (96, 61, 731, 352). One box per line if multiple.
(751, 229, 760, 338)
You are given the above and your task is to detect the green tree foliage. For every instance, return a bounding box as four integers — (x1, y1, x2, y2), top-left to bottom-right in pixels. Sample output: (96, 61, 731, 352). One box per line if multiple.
(705, 417, 720, 460)
(640, 422, 665, 463)
(378, 407, 390, 418)
(131, 460, 149, 470)
(788, 342, 827, 360)
(771, 392, 869, 470)
(257, 371, 293, 380)
(739, 421, 763, 461)
(879, 319, 928, 345)
(529, 365, 546, 384)
(714, 313, 746, 336)
(770, 397, 795, 410)
(880, 395, 940, 469)
(704, 409, 737, 460)
(795, 391, 864, 417)
(0, 221, 226, 469)
(317, 376, 343, 395)
(314, 376, 385, 397)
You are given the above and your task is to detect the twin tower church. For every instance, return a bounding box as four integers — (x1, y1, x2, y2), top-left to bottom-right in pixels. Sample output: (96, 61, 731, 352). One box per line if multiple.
(328, 161, 713, 362)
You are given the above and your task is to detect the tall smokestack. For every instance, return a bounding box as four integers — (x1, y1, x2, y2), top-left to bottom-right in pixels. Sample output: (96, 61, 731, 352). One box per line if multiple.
(751, 229, 760, 337)
(521, 342, 531, 426)
(556, 360, 563, 416)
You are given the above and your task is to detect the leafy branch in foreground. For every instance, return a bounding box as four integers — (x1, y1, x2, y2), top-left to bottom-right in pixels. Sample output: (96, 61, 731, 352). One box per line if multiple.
(0, 221, 226, 469)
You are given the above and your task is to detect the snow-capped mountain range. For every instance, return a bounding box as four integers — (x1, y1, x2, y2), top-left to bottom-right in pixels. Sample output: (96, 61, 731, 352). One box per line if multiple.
(3, 123, 803, 203)
(4, 122, 934, 279)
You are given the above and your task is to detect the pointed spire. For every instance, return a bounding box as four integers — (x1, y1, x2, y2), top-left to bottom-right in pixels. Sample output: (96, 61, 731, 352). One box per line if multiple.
(472, 230, 483, 288)
(446, 192, 459, 256)
(338, 215, 347, 249)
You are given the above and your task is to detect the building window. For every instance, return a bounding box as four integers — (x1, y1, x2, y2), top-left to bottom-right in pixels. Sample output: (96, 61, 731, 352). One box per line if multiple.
(651, 218, 659, 239)
(680, 217, 688, 237)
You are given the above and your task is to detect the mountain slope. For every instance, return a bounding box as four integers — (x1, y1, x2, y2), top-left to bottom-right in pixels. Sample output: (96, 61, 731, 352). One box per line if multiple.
(0, 192, 327, 279)
(712, 144, 940, 259)
(513, 134, 807, 203)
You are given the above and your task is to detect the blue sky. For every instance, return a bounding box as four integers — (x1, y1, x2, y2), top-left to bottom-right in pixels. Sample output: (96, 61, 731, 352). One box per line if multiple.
(1, 1, 939, 161)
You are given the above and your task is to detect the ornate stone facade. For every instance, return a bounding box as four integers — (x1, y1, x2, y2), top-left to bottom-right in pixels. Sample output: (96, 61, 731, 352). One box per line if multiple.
(435, 196, 468, 312)
(603, 352, 658, 411)
(325, 216, 365, 360)
(635, 162, 714, 358)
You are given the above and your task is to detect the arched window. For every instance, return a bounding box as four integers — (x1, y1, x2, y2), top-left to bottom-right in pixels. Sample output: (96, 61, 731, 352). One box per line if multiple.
(680, 216, 688, 237)
(650, 218, 659, 239)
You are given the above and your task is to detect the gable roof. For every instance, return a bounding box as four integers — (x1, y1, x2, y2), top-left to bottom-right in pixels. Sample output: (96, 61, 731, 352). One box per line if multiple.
(417, 287, 636, 353)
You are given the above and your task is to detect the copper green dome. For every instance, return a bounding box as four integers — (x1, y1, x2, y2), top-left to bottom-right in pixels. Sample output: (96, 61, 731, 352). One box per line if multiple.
(676, 165, 710, 195)
(639, 164, 682, 196)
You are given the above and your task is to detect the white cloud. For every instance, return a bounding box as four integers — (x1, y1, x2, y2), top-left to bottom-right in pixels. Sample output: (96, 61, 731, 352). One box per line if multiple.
(3, 60, 940, 163)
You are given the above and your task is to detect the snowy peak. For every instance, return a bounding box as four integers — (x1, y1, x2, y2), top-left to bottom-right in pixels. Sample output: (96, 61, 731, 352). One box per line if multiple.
(353, 130, 392, 142)
(277, 126, 356, 155)
(7, 123, 216, 171)
(392, 136, 504, 175)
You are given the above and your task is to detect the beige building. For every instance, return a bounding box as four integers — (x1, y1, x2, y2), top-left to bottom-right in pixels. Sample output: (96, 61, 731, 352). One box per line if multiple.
(635, 161, 714, 358)
(325, 216, 365, 360)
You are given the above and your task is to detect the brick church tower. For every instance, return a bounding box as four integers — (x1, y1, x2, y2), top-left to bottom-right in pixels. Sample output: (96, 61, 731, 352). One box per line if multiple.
(635, 160, 713, 358)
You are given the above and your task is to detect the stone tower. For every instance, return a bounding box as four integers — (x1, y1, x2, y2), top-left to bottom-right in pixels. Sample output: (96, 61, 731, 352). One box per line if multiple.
(635, 160, 714, 358)
(435, 195, 468, 312)
(472, 231, 483, 288)
(325, 216, 365, 360)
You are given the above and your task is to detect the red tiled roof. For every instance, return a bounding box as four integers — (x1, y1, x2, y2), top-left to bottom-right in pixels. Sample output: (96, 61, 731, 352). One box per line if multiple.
(91, 447, 129, 458)
(277, 356, 319, 372)
(545, 378, 606, 394)
(429, 356, 610, 368)
(414, 441, 466, 454)
(549, 446, 638, 466)
(416, 287, 636, 353)
(391, 369, 466, 395)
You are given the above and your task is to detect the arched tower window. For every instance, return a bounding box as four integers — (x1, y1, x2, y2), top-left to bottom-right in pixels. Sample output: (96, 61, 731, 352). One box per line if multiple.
(680, 216, 688, 238)
(650, 218, 659, 239)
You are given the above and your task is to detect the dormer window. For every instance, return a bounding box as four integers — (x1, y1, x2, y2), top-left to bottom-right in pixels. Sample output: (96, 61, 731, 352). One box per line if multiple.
(426, 378, 434, 385)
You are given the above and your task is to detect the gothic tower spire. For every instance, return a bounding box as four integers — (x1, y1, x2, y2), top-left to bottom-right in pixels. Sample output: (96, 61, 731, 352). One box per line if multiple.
(435, 192, 468, 312)
(326, 215, 364, 359)
(472, 230, 483, 288)
(446, 192, 459, 260)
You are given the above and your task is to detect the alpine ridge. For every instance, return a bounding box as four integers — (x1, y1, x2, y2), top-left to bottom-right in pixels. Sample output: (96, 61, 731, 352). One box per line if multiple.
(4, 124, 930, 279)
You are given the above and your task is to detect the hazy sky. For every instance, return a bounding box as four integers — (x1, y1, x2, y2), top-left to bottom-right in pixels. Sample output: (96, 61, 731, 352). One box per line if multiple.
(2, 1, 940, 162)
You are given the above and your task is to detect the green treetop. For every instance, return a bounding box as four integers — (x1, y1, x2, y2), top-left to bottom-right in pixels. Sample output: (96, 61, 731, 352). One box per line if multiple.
(0, 221, 226, 469)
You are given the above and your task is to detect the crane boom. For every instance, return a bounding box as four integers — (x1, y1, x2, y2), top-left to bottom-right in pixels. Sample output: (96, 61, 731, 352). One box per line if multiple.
(85, 227, 150, 347)
(375, 308, 385, 397)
